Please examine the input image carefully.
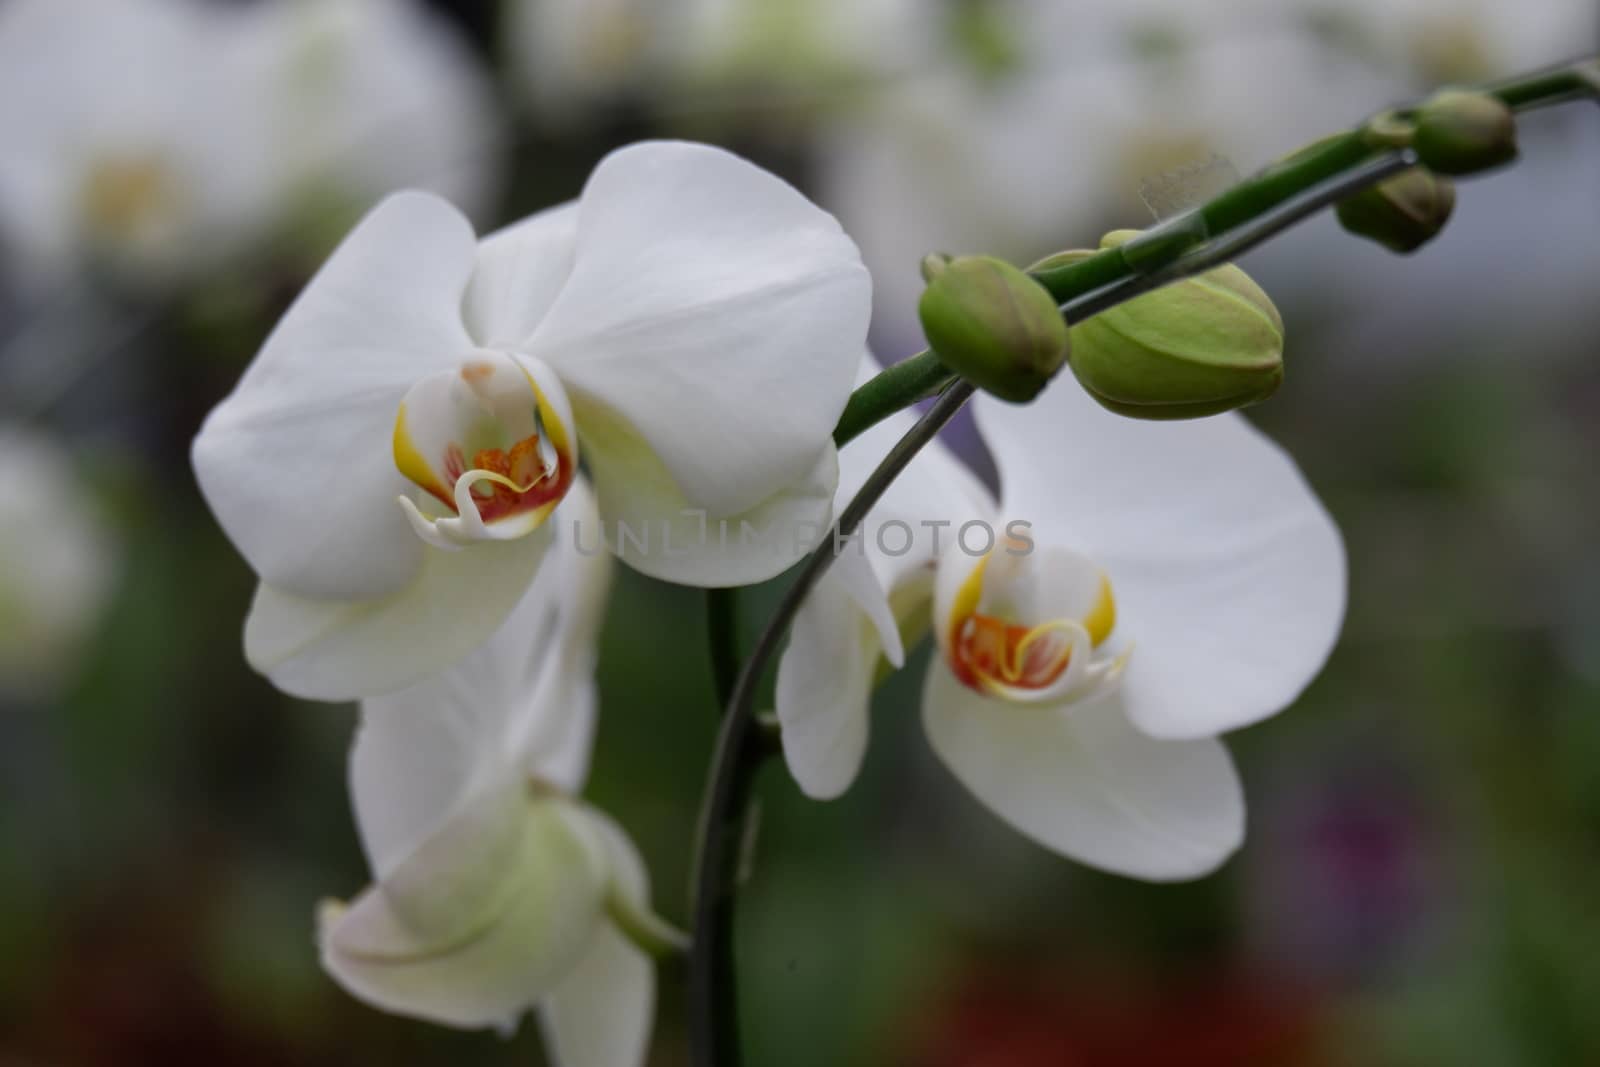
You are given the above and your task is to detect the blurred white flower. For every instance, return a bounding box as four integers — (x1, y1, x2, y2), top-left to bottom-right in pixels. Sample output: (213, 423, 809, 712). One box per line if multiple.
(817, 63, 1137, 347)
(999, 0, 1596, 83)
(321, 479, 675, 1062)
(986, 0, 1244, 68)
(192, 141, 870, 702)
(228, 0, 504, 225)
(674, 0, 932, 91)
(504, 0, 677, 118)
(1295, 0, 1598, 85)
(777, 373, 1346, 879)
(0, 426, 117, 696)
(0, 0, 503, 290)
(504, 0, 932, 118)
(0, 0, 274, 288)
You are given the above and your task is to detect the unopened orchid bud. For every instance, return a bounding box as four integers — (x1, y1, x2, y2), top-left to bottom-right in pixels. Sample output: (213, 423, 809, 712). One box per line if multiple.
(918, 255, 1069, 403)
(1411, 90, 1517, 175)
(1336, 167, 1457, 253)
(920, 252, 953, 282)
(1040, 230, 1284, 420)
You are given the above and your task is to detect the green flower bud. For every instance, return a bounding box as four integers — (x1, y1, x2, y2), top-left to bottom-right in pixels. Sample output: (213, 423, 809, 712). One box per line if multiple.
(1411, 90, 1517, 175)
(1336, 167, 1457, 253)
(1040, 230, 1284, 420)
(918, 255, 1069, 403)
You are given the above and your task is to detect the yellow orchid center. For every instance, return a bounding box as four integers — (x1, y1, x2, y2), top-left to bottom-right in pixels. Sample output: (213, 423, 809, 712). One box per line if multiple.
(945, 548, 1118, 698)
(392, 353, 578, 549)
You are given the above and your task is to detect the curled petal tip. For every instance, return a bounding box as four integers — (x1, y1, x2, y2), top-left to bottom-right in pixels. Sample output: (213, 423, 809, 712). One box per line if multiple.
(397, 496, 469, 551)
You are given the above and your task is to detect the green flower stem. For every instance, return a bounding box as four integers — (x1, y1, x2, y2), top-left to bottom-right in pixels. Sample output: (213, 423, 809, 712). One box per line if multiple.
(1483, 60, 1599, 109)
(696, 56, 1600, 1067)
(1035, 58, 1599, 309)
(689, 378, 975, 1065)
(706, 587, 741, 711)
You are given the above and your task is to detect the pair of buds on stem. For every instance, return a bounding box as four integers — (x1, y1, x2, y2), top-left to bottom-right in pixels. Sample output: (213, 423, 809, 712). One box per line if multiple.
(1336, 89, 1519, 253)
(918, 234, 1283, 420)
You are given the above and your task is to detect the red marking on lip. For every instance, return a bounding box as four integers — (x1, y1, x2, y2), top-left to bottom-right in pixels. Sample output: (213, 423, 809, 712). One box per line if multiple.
(425, 434, 574, 523)
(950, 613, 1071, 693)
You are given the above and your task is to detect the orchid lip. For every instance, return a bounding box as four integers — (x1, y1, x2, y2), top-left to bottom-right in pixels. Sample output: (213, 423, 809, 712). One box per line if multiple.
(943, 546, 1127, 705)
(392, 352, 577, 550)
(953, 614, 1077, 692)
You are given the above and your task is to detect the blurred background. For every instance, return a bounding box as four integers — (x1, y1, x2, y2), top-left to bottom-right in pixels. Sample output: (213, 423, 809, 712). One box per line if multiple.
(3, 1, 1599, 1064)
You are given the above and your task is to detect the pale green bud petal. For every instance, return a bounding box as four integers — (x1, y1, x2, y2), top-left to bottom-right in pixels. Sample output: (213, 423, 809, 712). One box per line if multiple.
(1362, 110, 1418, 149)
(1049, 230, 1284, 420)
(1411, 90, 1517, 176)
(1336, 167, 1457, 253)
(917, 255, 1070, 403)
(919, 252, 953, 282)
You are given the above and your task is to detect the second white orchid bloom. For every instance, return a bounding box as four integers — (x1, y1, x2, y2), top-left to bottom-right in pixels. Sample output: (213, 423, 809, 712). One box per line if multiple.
(777, 373, 1346, 880)
(321, 480, 679, 1063)
(193, 140, 870, 701)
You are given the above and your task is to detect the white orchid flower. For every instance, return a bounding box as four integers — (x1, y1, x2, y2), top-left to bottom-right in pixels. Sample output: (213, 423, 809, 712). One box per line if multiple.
(321, 479, 677, 1062)
(192, 140, 870, 701)
(777, 374, 1346, 879)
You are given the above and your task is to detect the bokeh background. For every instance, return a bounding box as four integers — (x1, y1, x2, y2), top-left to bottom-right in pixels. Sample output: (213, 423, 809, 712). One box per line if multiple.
(3, 1, 1600, 1064)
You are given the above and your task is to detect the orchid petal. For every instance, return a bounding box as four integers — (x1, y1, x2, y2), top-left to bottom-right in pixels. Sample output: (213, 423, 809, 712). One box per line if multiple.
(922, 665, 1244, 880)
(774, 549, 900, 801)
(974, 385, 1346, 739)
(462, 202, 579, 349)
(541, 807, 655, 1067)
(244, 523, 551, 702)
(192, 191, 478, 599)
(539, 912, 652, 1067)
(530, 140, 871, 523)
(578, 409, 839, 586)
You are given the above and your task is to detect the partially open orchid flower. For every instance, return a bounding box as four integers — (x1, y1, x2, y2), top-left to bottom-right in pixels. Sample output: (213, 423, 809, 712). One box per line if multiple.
(776, 369, 1345, 880)
(193, 140, 870, 701)
(321, 480, 679, 1061)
